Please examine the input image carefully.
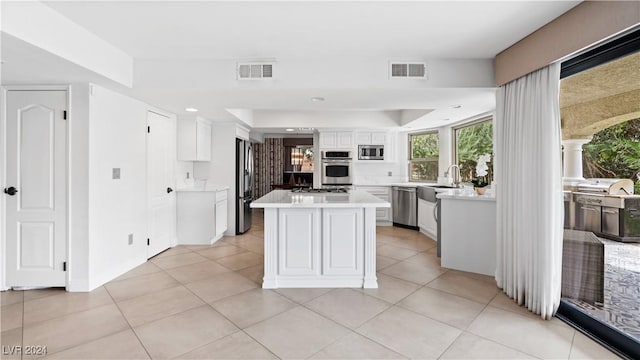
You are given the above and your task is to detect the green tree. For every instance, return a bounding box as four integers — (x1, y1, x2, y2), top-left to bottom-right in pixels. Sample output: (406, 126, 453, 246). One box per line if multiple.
(456, 121, 494, 182)
(583, 118, 640, 193)
(410, 133, 439, 181)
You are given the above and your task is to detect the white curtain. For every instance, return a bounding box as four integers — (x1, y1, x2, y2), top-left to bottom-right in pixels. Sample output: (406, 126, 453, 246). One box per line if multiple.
(495, 62, 564, 320)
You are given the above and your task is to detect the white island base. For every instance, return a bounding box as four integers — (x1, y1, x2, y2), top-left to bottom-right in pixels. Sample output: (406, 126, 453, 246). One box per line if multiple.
(251, 190, 390, 289)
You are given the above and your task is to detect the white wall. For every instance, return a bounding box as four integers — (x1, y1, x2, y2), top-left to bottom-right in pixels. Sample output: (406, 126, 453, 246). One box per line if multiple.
(175, 161, 194, 188)
(438, 127, 453, 178)
(87, 85, 152, 289)
(253, 110, 401, 129)
(66, 84, 177, 291)
(67, 84, 91, 291)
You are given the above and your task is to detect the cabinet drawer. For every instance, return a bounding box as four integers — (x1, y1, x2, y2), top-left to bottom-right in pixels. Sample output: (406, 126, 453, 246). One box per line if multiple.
(216, 190, 227, 202)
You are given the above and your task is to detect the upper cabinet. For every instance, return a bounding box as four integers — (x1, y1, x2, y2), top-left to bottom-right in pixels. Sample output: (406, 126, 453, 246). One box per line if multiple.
(355, 131, 387, 145)
(177, 115, 212, 161)
(319, 131, 353, 150)
(354, 131, 396, 162)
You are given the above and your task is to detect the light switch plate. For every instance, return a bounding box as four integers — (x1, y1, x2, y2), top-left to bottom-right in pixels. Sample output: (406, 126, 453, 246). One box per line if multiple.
(112, 168, 120, 179)
(128, 234, 133, 245)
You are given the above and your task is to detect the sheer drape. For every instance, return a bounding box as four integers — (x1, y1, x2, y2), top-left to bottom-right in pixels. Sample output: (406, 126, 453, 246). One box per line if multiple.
(495, 62, 564, 319)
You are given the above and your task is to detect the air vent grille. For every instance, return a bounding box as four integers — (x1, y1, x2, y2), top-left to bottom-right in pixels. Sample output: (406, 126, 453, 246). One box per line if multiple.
(238, 63, 274, 80)
(390, 62, 427, 78)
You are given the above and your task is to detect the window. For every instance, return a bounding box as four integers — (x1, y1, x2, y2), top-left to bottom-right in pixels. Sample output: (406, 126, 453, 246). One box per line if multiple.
(409, 132, 439, 182)
(454, 118, 493, 183)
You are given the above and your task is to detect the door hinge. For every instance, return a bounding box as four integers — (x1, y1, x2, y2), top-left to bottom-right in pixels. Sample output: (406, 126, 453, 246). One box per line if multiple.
(147, 238, 150, 246)
(63, 110, 67, 120)
(147, 126, 150, 133)
(63, 261, 67, 271)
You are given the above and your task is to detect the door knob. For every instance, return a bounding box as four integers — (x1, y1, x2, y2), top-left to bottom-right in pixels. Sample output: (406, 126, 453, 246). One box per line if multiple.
(4, 187, 18, 196)
(167, 187, 174, 193)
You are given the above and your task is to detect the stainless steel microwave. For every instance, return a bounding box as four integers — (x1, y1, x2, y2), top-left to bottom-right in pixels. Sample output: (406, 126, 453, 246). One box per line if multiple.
(358, 145, 384, 160)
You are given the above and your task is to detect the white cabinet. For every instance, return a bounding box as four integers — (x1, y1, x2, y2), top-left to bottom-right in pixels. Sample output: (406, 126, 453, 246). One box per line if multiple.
(418, 198, 437, 239)
(354, 131, 395, 162)
(355, 131, 387, 145)
(356, 186, 391, 224)
(215, 191, 228, 239)
(261, 206, 378, 288)
(177, 115, 212, 161)
(177, 189, 228, 244)
(322, 208, 363, 276)
(319, 131, 353, 149)
(278, 208, 321, 275)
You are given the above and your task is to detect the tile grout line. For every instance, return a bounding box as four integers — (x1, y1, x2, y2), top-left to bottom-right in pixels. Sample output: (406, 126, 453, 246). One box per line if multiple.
(96, 284, 154, 360)
(462, 298, 566, 360)
(164, 268, 286, 359)
(567, 329, 577, 360)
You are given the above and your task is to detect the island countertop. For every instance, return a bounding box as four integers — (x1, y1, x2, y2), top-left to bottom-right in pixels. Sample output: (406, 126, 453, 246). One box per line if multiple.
(251, 189, 391, 208)
(436, 188, 496, 202)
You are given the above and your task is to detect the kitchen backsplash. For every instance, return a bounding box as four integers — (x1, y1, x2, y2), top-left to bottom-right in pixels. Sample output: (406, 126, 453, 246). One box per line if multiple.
(352, 162, 406, 185)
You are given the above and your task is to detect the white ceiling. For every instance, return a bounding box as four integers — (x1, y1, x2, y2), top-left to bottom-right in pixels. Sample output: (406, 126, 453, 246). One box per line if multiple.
(42, 1, 578, 60)
(3, 1, 581, 131)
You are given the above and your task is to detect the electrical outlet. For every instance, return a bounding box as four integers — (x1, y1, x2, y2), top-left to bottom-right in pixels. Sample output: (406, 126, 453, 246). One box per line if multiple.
(388, 171, 393, 176)
(112, 168, 121, 179)
(186, 172, 190, 179)
(128, 234, 133, 245)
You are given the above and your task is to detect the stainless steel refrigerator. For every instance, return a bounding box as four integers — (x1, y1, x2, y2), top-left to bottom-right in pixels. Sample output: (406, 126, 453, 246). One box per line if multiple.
(236, 138, 253, 234)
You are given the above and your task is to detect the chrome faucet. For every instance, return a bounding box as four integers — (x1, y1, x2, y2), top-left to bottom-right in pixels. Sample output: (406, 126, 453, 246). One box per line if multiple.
(444, 164, 462, 188)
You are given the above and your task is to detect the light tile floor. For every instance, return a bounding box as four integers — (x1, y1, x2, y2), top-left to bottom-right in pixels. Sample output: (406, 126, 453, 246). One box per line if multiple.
(0, 211, 621, 359)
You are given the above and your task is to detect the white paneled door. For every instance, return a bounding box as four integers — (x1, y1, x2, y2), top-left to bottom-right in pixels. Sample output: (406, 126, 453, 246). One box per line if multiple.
(5, 90, 67, 287)
(146, 111, 175, 258)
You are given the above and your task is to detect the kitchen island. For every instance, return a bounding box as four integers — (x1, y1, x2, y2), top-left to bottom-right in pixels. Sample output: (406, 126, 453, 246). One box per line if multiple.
(251, 189, 390, 289)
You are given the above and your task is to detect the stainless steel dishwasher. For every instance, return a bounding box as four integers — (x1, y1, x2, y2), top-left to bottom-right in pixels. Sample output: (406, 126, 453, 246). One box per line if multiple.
(417, 186, 441, 257)
(392, 186, 418, 229)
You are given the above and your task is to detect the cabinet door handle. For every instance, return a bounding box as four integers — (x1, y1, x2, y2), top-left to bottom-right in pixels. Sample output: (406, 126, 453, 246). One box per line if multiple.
(167, 187, 174, 193)
(433, 203, 439, 222)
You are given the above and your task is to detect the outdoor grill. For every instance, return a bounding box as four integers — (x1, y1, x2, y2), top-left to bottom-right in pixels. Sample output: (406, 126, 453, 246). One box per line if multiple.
(572, 179, 640, 242)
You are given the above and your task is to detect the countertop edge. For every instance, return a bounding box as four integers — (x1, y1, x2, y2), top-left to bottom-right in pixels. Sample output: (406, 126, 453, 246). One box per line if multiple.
(176, 186, 230, 192)
(437, 193, 496, 202)
(251, 202, 391, 208)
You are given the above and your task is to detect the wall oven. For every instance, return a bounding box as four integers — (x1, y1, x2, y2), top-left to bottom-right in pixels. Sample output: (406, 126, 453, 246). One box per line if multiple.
(358, 145, 384, 160)
(321, 151, 352, 185)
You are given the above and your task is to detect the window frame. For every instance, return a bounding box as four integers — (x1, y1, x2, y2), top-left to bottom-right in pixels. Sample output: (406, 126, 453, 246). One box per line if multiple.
(452, 116, 494, 172)
(408, 130, 439, 183)
(451, 115, 493, 164)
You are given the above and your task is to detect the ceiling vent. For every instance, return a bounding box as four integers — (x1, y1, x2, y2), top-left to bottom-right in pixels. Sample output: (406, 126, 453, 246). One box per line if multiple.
(237, 63, 274, 80)
(389, 62, 427, 78)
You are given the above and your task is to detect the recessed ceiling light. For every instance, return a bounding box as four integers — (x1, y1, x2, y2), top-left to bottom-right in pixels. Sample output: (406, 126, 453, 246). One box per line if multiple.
(311, 97, 325, 102)
(285, 128, 295, 132)
(185, 107, 198, 112)
(451, 105, 462, 109)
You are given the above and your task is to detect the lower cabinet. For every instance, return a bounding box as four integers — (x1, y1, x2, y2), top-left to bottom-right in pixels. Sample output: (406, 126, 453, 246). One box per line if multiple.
(418, 198, 437, 239)
(322, 208, 363, 276)
(215, 191, 228, 239)
(278, 208, 321, 275)
(355, 186, 392, 224)
(276, 208, 364, 277)
(177, 189, 228, 244)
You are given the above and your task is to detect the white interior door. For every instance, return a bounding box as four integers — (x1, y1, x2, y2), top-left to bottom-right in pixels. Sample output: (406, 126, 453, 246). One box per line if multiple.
(146, 111, 175, 258)
(5, 90, 67, 287)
